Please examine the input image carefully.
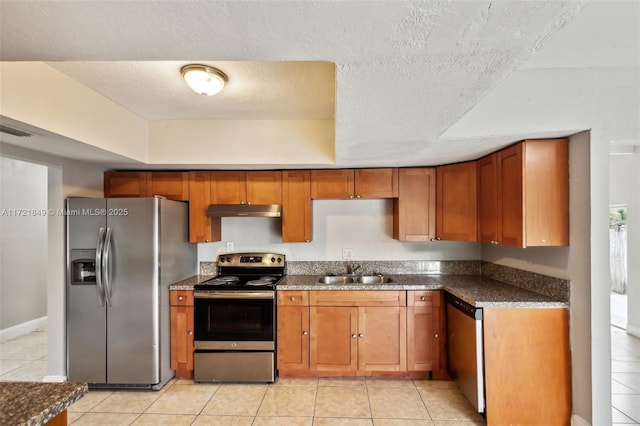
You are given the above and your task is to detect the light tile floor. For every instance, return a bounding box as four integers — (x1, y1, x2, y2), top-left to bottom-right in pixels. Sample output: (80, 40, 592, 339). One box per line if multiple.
(2, 327, 639, 424)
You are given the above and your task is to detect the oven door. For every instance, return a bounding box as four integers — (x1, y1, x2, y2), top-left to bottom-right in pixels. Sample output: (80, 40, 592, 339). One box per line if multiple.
(193, 290, 275, 350)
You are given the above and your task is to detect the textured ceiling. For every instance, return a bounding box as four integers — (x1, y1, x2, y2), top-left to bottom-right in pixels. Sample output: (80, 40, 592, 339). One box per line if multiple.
(0, 1, 636, 168)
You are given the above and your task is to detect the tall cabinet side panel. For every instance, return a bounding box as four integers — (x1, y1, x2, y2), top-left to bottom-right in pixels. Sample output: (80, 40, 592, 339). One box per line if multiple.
(159, 199, 196, 384)
(66, 198, 107, 383)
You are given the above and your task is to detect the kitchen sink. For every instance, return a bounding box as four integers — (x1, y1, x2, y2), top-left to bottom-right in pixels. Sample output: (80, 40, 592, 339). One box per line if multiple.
(355, 275, 393, 284)
(317, 276, 355, 284)
(317, 275, 393, 284)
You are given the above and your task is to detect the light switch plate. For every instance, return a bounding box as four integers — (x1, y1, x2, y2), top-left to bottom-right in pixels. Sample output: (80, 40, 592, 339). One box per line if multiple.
(226, 241, 234, 252)
(342, 248, 353, 260)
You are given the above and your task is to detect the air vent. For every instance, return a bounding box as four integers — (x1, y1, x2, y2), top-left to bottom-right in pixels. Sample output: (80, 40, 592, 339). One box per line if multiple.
(0, 125, 32, 137)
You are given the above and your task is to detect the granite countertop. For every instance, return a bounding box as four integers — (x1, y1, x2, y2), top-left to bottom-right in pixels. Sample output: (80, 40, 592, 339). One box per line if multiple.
(0, 381, 87, 426)
(169, 275, 215, 290)
(277, 274, 567, 308)
(170, 273, 567, 308)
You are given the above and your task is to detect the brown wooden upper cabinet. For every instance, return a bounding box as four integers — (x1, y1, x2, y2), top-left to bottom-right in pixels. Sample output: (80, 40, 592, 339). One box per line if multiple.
(104, 171, 149, 198)
(188, 172, 221, 243)
(282, 170, 313, 243)
(477, 139, 569, 247)
(393, 168, 436, 241)
(311, 168, 398, 199)
(210, 171, 282, 205)
(104, 171, 189, 201)
(435, 162, 477, 242)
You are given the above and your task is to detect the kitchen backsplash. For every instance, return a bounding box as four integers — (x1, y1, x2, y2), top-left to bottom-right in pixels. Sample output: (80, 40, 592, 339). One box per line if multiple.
(198, 259, 569, 302)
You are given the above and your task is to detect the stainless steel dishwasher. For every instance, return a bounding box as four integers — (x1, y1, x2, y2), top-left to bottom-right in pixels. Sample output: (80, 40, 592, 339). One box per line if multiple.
(445, 292, 485, 414)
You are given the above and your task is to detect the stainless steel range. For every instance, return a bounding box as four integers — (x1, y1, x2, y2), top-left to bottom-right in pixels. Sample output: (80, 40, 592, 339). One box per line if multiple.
(193, 252, 285, 383)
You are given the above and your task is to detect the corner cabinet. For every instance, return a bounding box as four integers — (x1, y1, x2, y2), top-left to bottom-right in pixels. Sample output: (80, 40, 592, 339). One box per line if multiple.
(311, 168, 398, 199)
(477, 139, 569, 247)
(170, 290, 194, 379)
(393, 168, 436, 241)
(282, 170, 313, 242)
(436, 162, 477, 242)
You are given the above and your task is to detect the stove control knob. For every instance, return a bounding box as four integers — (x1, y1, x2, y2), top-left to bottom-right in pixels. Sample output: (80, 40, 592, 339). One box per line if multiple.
(219, 258, 225, 263)
(271, 257, 276, 263)
(277, 257, 282, 263)
(226, 257, 231, 263)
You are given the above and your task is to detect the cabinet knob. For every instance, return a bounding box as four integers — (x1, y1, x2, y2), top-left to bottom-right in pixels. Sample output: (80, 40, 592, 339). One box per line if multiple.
(435, 333, 439, 339)
(349, 195, 354, 199)
(305, 240, 311, 243)
(356, 194, 361, 199)
(358, 333, 364, 338)
(302, 331, 308, 336)
(188, 331, 193, 336)
(241, 201, 246, 205)
(420, 296, 426, 301)
(352, 334, 357, 338)
(205, 239, 209, 242)
(247, 201, 251, 205)
(178, 296, 184, 301)
(290, 296, 296, 301)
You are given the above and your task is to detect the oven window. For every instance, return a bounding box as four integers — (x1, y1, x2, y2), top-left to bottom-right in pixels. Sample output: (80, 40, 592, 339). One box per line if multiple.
(194, 297, 274, 342)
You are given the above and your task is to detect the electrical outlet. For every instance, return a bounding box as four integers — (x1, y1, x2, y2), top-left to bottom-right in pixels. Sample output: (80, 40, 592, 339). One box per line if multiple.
(342, 248, 353, 260)
(226, 241, 234, 252)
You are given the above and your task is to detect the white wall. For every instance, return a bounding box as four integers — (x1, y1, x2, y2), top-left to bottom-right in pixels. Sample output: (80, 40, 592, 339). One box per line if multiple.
(197, 199, 481, 263)
(0, 142, 105, 381)
(0, 157, 48, 330)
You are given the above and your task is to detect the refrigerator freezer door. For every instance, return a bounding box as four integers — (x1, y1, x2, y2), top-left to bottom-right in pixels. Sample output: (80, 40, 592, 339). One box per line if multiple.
(66, 198, 108, 383)
(105, 198, 161, 385)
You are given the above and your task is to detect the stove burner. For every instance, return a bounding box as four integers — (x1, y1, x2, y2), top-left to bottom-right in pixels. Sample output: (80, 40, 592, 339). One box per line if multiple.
(205, 276, 239, 285)
(246, 279, 274, 287)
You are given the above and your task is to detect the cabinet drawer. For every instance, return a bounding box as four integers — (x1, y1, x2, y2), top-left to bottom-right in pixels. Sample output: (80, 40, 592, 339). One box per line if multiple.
(407, 290, 440, 307)
(170, 290, 194, 306)
(277, 291, 309, 306)
(310, 291, 406, 306)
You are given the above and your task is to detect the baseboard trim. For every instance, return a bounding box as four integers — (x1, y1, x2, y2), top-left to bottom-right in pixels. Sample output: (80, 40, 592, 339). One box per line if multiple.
(42, 375, 67, 383)
(0, 316, 47, 342)
(571, 414, 590, 426)
(625, 323, 640, 338)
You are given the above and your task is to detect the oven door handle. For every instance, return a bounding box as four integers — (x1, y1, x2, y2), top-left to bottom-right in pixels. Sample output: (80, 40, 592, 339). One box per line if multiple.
(194, 291, 275, 300)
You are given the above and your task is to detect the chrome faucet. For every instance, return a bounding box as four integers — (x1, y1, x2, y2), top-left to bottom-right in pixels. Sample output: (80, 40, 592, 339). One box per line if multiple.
(347, 263, 362, 275)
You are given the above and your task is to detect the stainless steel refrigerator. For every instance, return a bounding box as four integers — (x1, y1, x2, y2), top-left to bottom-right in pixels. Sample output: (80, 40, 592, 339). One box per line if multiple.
(66, 197, 196, 389)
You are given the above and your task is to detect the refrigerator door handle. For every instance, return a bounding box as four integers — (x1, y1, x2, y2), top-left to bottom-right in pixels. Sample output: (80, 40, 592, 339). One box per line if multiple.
(103, 227, 113, 307)
(95, 227, 106, 306)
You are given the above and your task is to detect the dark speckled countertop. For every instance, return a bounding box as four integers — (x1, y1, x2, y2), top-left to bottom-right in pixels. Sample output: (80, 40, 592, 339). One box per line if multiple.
(276, 274, 567, 308)
(171, 274, 567, 308)
(0, 381, 87, 426)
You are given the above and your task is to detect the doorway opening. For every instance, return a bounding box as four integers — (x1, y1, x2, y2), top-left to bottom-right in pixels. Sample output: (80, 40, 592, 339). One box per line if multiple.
(609, 205, 627, 329)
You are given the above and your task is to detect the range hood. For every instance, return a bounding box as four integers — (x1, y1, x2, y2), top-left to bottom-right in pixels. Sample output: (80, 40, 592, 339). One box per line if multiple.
(206, 204, 281, 218)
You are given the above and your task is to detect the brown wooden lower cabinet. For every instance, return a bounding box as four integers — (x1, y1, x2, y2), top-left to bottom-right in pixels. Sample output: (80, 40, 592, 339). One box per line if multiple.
(170, 290, 194, 379)
(406, 290, 445, 376)
(483, 307, 571, 426)
(277, 290, 441, 378)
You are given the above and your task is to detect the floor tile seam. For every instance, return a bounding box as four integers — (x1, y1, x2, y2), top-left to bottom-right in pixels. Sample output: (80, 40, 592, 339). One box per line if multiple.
(251, 379, 276, 419)
(412, 383, 435, 421)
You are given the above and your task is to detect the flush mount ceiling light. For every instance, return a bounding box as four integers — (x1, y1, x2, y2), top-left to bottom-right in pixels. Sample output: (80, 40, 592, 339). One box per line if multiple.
(180, 64, 227, 96)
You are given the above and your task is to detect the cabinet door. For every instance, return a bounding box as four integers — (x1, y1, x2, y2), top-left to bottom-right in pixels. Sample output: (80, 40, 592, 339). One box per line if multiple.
(523, 139, 569, 246)
(310, 306, 358, 372)
(282, 170, 312, 242)
(354, 168, 398, 198)
(170, 304, 194, 379)
(498, 144, 524, 247)
(277, 306, 310, 371)
(436, 162, 477, 241)
(188, 172, 221, 243)
(357, 306, 406, 372)
(247, 171, 282, 204)
(477, 154, 499, 244)
(393, 168, 436, 241)
(104, 172, 149, 198)
(311, 170, 355, 199)
(210, 171, 247, 204)
(149, 172, 189, 201)
(407, 306, 440, 372)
